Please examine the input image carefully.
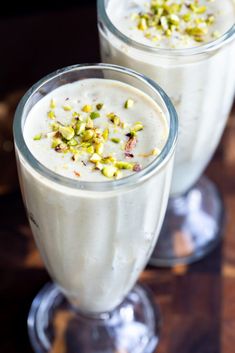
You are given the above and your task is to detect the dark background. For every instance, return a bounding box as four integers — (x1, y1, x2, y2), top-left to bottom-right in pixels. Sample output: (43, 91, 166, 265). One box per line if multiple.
(0, 2, 235, 353)
(0, 0, 100, 96)
(0, 0, 97, 17)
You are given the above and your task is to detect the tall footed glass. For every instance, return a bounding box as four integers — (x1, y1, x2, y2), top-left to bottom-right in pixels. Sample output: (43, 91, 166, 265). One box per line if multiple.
(13, 64, 178, 353)
(97, 0, 235, 265)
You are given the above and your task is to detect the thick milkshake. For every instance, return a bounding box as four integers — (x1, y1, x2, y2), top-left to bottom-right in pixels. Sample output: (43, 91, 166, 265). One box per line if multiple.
(98, 0, 235, 195)
(14, 66, 177, 314)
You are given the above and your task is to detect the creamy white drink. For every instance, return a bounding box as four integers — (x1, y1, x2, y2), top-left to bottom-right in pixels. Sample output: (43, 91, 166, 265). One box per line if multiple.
(98, 0, 235, 195)
(24, 79, 168, 181)
(17, 77, 175, 313)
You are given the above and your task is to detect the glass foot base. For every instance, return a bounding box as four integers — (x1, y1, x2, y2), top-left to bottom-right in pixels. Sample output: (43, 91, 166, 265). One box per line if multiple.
(28, 283, 160, 353)
(150, 176, 225, 267)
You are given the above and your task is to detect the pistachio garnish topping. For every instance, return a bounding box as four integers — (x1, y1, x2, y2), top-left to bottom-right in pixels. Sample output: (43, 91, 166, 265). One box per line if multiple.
(47, 110, 55, 119)
(102, 165, 118, 178)
(131, 0, 219, 45)
(59, 126, 75, 140)
(33, 95, 151, 179)
(82, 105, 92, 113)
(111, 137, 120, 144)
(90, 112, 101, 120)
(50, 99, 56, 109)
(96, 103, 104, 111)
(124, 99, 134, 109)
(63, 105, 72, 111)
(33, 134, 42, 141)
(115, 161, 134, 170)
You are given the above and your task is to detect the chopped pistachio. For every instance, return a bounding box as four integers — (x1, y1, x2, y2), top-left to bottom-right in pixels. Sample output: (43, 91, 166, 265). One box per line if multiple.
(63, 104, 72, 111)
(115, 170, 123, 179)
(82, 105, 92, 113)
(47, 110, 55, 119)
(95, 143, 104, 155)
(33, 134, 42, 141)
(95, 161, 103, 170)
(83, 129, 94, 141)
(102, 166, 118, 178)
(87, 145, 95, 154)
(102, 156, 116, 164)
(107, 113, 120, 126)
(90, 111, 100, 120)
(76, 122, 86, 135)
(96, 103, 104, 110)
(90, 153, 102, 163)
(133, 0, 217, 44)
(133, 123, 144, 132)
(51, 122, 60, 131)
(59, 126, 75, 140)
(111, 137, 120, 144)
(86, 117, 94, 129)
(115, 161, 133, 170)
(138, 18, 147, 31)
(124, 99, 134, 109)
(102, 128, 109, 141)
(51, 138, 62, 149)
(55, 142, 68, 153)
(67, 138, 78, 146)
(50, 99, 56, 109)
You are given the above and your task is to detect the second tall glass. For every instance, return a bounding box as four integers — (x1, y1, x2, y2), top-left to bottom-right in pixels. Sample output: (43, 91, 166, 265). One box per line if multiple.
(98, 0, 235, 265)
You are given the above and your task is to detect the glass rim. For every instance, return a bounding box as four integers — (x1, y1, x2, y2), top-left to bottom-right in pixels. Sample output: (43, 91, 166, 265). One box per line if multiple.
(97, 0, 235, 57)
(13, 63, 178, 192)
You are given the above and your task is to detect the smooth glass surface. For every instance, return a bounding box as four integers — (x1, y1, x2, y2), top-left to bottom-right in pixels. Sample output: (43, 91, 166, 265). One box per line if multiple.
(98, 0, 235, 265)
(150, 177, 225, 266)
(13, 64, 177, 352)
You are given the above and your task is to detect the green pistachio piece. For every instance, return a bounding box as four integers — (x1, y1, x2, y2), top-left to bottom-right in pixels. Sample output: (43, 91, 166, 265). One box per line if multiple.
(63, 104, 72, 111)
(90, 112, 101, 120)
(95, 161, 103, 170)
(95, 143, 104, 155)
(67, 138, 78, 146)
(115, 161, 133, 170)
(82, 105, 92, 113)
(51, 122, 60, 131)
(102, 156, 116, 164)
(138, 18, 147, 31)
(76, 122, 86, 135)
(33, 134, 42, 141)
(103, 128, 109, 141)
(124, 99, 134, 109)
(111, 137, 120, 144)
(86, 117, 94, 129)
(83, 129, 94, 141)
(73, 111, 81, 118)
(87, 145, 95, 154)
(107, 113, 120, 126)
(51, 138, 62, 149)
(54, 142, 68, 153)
(50, 99, 56, 109)
(169, 14, 180, 26)
(133, 123, 144, 132)
(47, 110, 55, 119)
(102, 166, 118, 178)
(59, 126, 75, 140)
(90, 153, 102, 163)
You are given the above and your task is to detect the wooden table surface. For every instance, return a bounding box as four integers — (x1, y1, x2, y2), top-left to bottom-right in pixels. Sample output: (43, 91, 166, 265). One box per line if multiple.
(0, 4, 235, 353)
